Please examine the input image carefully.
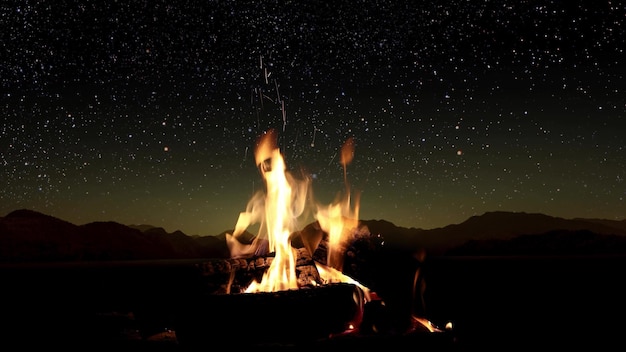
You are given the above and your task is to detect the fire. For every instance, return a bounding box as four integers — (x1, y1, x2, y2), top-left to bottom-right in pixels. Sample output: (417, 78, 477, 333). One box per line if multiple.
(226, 130, 366, 294)
(220, 129, 448, 339)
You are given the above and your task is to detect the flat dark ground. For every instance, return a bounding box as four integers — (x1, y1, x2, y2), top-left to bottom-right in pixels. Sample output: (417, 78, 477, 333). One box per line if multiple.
(2, 255, 625, 351)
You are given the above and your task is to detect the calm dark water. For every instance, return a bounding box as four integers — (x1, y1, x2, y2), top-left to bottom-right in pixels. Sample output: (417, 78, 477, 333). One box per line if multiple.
(1, 256, 625, 350)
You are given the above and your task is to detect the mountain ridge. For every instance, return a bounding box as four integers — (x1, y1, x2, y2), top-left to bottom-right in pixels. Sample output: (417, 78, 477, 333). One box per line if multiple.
(2, 209, 626, 262)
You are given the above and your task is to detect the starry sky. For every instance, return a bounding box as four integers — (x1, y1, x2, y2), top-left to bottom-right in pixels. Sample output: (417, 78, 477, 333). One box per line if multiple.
(2, 0, 625, 236)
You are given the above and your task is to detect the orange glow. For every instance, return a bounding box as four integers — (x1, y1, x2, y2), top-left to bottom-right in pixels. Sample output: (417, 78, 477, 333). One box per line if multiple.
(316, 264, 371, 301)
(411, 316, 445, 333)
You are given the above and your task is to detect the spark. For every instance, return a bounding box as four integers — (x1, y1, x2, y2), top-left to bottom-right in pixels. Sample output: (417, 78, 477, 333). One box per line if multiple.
(311, 127, 317, 147)
(328, 152, 337, 166)
(282, 100, 286, 132)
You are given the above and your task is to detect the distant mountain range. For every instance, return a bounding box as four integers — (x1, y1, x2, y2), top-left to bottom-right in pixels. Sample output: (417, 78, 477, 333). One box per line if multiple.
(1, 209, 626, 262)
(0, 209, 230, 262)
(363, 211, 626, 255)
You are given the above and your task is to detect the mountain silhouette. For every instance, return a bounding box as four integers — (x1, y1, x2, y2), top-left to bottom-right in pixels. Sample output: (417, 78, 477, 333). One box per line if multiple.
(1, 209, 626, 262)
(0, 209, 229, 262)
(446, 229, 626, 256)
(361, 211, 626, 255)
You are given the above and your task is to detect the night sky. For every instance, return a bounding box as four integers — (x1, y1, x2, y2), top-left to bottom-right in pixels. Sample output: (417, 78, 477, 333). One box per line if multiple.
(2, 0, 625, 236)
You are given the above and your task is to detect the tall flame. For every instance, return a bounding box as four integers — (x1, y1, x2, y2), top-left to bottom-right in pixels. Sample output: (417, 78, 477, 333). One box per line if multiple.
(316, 136, 360, 272)
(227, 129, 310, 292)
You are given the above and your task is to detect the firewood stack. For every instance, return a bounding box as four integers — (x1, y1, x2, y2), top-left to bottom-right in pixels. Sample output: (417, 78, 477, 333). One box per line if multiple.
(194, 246, 323, 294)
(192, 219, 385, 291)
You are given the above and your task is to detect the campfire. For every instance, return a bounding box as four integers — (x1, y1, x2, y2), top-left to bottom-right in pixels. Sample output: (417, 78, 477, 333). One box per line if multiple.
(175, 129, 452, 347)
(227, 129, 366, 294)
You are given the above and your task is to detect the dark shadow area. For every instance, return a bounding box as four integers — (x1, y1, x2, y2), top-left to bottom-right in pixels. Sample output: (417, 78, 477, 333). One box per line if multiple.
(421, 255, 626, 350)
(2, 255, 625, 350)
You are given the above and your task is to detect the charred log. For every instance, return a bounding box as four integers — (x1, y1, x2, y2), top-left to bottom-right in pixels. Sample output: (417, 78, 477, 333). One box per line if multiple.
(174, 282, 364, 348)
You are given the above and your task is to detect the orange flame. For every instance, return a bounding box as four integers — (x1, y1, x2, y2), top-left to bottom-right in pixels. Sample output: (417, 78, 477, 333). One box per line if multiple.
(226, 129, 311, 292)
(316, 137, 360, 272)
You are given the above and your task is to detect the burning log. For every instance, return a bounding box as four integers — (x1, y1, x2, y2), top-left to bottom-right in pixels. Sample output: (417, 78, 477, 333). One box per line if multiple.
(195, 247, 322, 294)
(305, 220, 373, 267)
